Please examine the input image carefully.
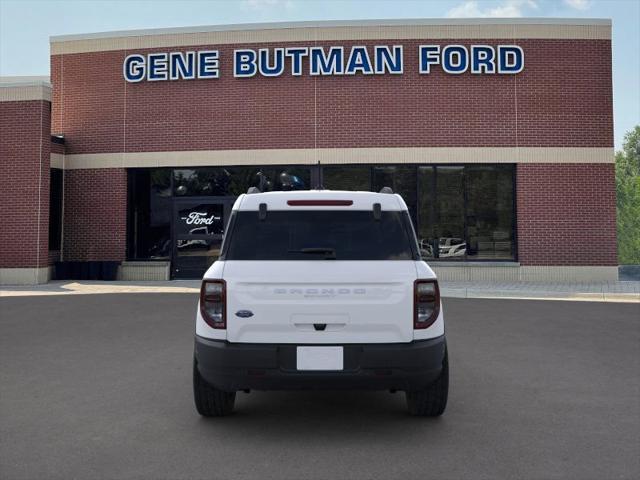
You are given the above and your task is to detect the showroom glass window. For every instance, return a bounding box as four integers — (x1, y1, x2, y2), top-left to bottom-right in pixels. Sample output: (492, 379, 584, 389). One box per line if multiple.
(323, 164, 516, 261)
(322, 166, 370, 191)
(372, 166, 417, 224)
(172, 167, 310, 197)
(417, 166, 466, 260)
(127, 169, 172, 260)
(127, 166, 311, 260)
(465, 165, 515, 260)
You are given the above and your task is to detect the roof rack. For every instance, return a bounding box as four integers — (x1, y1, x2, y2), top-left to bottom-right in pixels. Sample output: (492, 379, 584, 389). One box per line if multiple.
(379, 186, 393, 194)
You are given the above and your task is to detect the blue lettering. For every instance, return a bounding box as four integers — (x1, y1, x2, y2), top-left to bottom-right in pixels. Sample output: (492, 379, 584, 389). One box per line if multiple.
(169, 52, 196, 80)
(123, 54, 145, 82)
(147, 53, 168, 81)
(374, 45, 403, 74)
(471, 46, 496, 74)
(258, 48, 285, 77)
(309, 47, 344, 75)
(498, 46, 524, 74)
(419, 45, 440, 74)
(345, 46, 373, 75)
(285, 47, 308, 76)
(234, 49, 257, 77)
(123, 44, 523, 81)
(442, 45, 468, 74)
(197, 51, 219, 79)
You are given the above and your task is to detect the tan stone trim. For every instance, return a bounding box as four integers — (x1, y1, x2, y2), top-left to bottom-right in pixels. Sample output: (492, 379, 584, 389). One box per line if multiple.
(0, 84, 51, 102)
(50, 19, 611, 55)
(518, 266, 619, 282)
(0, 267, 50, 285)
(62, 147, 614, 170)
(0, 76, 50, 84)
(50, 153, 64, 169)
(118, 261, 170, 281)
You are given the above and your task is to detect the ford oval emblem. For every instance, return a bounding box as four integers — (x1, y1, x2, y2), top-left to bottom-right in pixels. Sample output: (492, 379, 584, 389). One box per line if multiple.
(235, 310, 254, 318)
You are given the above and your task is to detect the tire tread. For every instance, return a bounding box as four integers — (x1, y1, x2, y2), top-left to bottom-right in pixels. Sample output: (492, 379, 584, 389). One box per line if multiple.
(406, 348, 449, 417)
(193, 361, 236, 417)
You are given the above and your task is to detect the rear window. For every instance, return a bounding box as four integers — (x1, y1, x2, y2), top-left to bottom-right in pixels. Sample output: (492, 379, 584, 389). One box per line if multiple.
(224, 210, 417, 261)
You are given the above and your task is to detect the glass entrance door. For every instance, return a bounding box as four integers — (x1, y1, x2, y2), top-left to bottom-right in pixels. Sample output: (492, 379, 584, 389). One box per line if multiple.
(172, 198, 234, 279)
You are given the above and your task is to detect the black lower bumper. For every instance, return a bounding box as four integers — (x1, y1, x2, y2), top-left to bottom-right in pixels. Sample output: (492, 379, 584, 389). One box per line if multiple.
(194, 335, 446, 392)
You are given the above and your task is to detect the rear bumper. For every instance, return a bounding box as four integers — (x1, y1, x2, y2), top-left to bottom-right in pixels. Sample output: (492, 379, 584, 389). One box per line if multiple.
(194, 335, 446, 392)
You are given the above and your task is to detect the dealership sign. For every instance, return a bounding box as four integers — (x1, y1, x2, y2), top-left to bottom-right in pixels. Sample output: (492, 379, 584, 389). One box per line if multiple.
(123, 44, 523, 82)
(181, 212, 220, 226)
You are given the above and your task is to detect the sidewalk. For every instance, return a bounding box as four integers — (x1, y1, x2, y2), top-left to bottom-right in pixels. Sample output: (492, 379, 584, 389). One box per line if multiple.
(1, 280, 639, 302)
(440, 281, 640, 303)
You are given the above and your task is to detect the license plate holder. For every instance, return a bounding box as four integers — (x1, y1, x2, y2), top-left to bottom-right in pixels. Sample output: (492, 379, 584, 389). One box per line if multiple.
(296, 346, 344, 371)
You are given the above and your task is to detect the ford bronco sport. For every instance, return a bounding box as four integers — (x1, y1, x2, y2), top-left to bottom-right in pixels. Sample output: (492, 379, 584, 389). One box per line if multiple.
(193, 189, 448, 416)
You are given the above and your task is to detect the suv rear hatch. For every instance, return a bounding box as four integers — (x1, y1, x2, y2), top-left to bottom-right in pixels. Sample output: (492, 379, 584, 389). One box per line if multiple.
(220, 207, 419, 344)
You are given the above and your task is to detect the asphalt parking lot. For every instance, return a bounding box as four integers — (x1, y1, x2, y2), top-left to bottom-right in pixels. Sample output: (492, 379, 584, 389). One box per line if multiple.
(1, 294, 639, 480)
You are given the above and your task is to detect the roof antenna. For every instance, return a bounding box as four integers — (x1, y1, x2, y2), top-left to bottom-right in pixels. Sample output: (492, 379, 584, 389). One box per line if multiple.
(316, 160, 324, 190)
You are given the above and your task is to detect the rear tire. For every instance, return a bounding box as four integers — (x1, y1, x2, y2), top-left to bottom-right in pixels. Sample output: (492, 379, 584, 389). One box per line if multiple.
(193, 360, 236, 417)
(406, 348, 449, 417)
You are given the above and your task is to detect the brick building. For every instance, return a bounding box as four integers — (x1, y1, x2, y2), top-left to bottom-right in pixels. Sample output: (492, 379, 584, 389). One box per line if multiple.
(0, 18, 617, 284)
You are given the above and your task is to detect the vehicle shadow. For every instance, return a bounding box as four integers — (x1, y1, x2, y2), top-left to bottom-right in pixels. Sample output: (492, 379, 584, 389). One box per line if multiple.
(193, 390, 449, 444)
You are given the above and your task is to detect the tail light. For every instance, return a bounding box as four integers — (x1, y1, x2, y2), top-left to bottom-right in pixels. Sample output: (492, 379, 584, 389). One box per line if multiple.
(414, 279, 440, 329)
(200, 279, 226, 329)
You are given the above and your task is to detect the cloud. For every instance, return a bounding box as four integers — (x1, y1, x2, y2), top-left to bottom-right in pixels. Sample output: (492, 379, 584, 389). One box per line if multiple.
(446, 0, 538, 18)
(563, 0, 590, 10)
(242, 0, 294, 10)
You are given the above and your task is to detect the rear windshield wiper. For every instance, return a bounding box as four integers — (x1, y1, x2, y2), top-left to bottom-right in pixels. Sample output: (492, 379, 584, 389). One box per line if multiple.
(288, 247, 337, 259)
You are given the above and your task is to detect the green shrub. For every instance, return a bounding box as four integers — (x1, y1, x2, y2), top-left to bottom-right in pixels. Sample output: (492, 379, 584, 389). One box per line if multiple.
(616, 126, 640, 264)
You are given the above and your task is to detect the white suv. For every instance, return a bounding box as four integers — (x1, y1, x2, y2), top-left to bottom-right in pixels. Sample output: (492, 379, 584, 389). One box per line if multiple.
(193, 189, 448, 416)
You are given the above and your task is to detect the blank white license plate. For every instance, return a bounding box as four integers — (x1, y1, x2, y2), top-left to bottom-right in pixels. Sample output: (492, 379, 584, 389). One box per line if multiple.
(296, 346, 344, 371)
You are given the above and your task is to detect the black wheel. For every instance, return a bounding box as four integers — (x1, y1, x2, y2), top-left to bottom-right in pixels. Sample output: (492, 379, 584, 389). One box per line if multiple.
(405, 348, 449, 417)
(193, 360, 236, 417)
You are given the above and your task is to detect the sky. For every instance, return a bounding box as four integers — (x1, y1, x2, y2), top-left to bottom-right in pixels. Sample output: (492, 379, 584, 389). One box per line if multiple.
(1, 0, 638, 149)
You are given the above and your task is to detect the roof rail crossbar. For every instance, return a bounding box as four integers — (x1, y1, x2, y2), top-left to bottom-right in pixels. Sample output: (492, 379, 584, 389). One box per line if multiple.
(379, 186, 393, 194)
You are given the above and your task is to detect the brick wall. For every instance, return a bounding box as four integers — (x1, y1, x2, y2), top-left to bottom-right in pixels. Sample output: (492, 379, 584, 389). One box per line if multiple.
(517, 163, 617, 266)
(47, 34, 615, 270)
(51, 39, 613, 154)
(0, 100, 50, 268)
(62, 168, 127, 261)
(51, 141, 65, 154)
